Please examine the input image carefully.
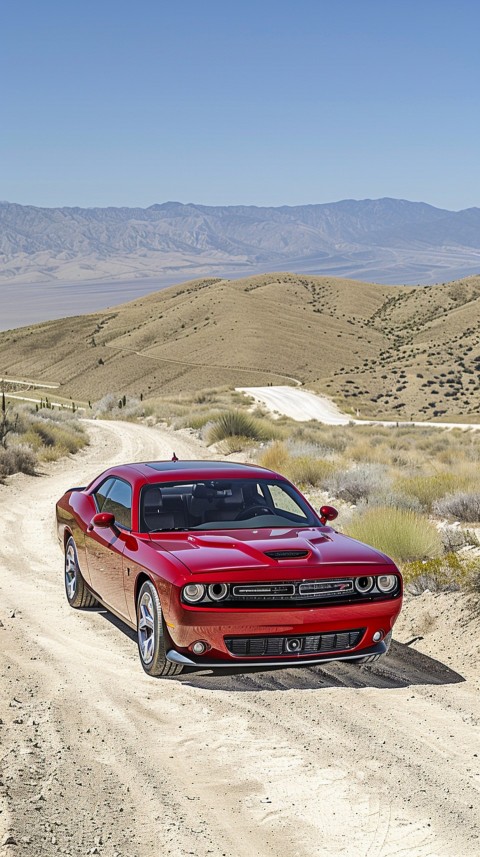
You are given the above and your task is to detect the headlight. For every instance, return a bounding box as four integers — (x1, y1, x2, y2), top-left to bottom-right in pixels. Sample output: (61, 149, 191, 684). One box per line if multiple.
(182, 583, 206, 603)
(376, 574, 397, 593)
(354, 575, 374, 594)
(208, 583, 229, 601)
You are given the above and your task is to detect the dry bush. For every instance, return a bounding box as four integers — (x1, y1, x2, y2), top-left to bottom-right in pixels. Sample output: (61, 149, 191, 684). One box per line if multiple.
(0, 445, 37, 478)
(257, 441, 334, 487)
(257, 441, 290, 473)
(402, 552, 477, 594)
(433, 492, 480, 523)
(394, 472, 473, 511)
(92, 394, 149, 420)
(326, 464, 387, 504)
(344, 506, 443, 563)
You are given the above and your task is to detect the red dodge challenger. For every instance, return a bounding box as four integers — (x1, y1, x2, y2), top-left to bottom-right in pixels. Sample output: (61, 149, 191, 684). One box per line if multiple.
(56, 459, 402, 677)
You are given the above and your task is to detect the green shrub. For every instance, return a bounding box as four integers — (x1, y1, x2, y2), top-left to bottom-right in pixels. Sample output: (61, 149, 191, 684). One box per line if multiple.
(344, 507, 443, 563)
(402, 552, 477, 594)
(207, 411, 277, 445)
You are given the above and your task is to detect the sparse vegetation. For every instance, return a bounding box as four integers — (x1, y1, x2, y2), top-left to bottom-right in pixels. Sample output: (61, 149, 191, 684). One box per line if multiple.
(0, 402, 88, 481)
(344, 507, 443, 563)
(206, 410, 278, 447)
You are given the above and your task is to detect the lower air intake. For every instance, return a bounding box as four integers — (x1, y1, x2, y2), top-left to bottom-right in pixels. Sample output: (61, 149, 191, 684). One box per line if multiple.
(225, 628, 365, 658)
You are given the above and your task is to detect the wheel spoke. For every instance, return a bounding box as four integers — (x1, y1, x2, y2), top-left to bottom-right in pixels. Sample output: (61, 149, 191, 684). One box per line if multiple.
(138, 591, 156, 665)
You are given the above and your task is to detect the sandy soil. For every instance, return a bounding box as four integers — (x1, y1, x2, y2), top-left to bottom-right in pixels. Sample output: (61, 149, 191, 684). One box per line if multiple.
(1, 420, 479, 857)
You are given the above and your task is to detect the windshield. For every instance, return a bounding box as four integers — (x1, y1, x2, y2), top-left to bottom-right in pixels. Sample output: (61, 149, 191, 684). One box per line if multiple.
(140, 478, 320, 532)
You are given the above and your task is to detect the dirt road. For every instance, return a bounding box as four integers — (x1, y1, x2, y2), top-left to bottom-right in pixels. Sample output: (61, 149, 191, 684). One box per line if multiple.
(1, 420, 479, 857)
(240, 386, 480, 430)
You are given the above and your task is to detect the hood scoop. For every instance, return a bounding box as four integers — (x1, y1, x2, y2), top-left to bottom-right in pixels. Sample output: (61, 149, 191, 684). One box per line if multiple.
(264, 549, 310, 560)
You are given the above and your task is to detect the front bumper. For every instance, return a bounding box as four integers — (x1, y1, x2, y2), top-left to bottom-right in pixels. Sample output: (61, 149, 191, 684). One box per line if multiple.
(166, 639, 387, 668)
(165, 595, 402, 664)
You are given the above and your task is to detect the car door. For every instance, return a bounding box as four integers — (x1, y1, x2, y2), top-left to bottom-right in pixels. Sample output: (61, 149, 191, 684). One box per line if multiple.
(85, 477, 131, 619)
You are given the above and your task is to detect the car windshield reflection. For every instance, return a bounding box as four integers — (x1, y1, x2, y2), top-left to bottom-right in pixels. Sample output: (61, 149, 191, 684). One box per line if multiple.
(140, 478, 320, 532)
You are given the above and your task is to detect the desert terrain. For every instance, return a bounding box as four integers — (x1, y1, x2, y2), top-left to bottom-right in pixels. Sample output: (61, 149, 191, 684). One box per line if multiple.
(1, 272, 480, 421)
(1, 419, 479, 857)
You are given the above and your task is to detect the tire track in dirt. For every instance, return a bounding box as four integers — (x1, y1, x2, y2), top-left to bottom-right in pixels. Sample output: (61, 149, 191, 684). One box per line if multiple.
(1, 420, 479, 857)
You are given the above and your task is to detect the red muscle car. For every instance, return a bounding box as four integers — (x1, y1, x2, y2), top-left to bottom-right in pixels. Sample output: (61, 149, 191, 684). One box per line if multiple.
(56, 459, 402, 677)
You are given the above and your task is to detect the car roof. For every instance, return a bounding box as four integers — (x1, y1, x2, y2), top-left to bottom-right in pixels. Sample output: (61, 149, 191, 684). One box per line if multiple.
(107, 460, 282, 485)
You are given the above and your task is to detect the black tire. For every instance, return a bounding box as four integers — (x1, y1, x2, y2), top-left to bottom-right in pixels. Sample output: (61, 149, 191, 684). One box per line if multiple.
(136, 580, 183, 677)
(355, 631, 393, 665)
(64, 536, 98, 609)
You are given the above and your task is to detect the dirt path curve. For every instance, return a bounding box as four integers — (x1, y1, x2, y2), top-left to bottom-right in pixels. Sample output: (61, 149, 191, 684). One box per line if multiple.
(1, 420, 479, 857)
(240, 386, 480, 430)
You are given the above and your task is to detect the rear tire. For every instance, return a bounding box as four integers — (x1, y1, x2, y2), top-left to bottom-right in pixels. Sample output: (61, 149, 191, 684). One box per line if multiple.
(137, 580, 183, 677)
(355, 631, 393, 665)
(64, 537, 98, 608)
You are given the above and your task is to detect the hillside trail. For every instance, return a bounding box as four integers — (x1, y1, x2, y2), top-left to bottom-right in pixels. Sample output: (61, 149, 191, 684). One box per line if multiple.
(0, 420, 479, 857)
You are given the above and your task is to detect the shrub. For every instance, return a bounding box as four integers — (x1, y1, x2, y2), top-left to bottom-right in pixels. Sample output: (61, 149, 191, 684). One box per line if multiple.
(403, 552, 477, 594)
(207, 411, 277, 445)
(0, 445, 37, 478)
(394, 472, 472, 511)
(257, 442, 334, 487)
(433, 492, 480, 522)
(344, 507, 443, 563)
(326, 464, 387, 504)
(286, 457, 335, 487)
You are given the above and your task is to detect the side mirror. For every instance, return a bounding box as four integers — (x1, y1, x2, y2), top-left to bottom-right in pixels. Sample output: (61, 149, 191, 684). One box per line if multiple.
(319, 505, 338, 525)
(89, 512, 117, 531)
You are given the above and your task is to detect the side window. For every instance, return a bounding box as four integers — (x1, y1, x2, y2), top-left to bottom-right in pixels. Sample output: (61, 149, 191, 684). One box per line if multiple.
(101, 479, 133, 530)
(269, 484, 307, 518)
(94, 477, 116, 512)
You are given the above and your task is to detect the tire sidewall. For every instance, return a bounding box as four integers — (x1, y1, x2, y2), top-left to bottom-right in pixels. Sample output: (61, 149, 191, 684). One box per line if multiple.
(137, 580, 167, 676)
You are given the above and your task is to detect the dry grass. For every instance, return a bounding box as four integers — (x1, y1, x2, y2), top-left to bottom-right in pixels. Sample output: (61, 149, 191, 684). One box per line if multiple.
(1, 272, 479, 419)
(344, 507, 443, 563)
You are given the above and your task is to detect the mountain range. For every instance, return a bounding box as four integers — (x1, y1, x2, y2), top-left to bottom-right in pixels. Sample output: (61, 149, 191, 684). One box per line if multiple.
(1, 198, 480, 289)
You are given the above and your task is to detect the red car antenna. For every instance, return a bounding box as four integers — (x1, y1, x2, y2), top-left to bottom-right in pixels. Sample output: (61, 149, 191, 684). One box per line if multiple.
(171, 452, 179, 462)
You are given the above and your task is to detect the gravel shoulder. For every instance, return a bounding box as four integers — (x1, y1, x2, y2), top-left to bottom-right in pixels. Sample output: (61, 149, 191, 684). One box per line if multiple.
(1, 420, 479, 857)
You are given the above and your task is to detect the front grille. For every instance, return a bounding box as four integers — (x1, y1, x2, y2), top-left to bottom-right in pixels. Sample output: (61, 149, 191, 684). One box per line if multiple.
(230, 577, 356, 602)
(225, 628, 365, 658)
(264, 550, 310, 559)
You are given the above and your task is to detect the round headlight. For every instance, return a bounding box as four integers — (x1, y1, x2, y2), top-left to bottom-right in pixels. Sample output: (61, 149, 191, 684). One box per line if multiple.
(354, 575, 374, 594)
(376, 574, 397, 593)
(183, 583, 206, 603)
(208, 583, 228, 601)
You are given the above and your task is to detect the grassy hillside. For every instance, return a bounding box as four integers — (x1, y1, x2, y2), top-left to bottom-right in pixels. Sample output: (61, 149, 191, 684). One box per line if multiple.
(0, 272, 479, 419)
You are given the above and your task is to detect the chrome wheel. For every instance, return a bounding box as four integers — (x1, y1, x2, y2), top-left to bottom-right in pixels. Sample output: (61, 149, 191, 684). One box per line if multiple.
(136, 580, 183, 677)
(64, 536, 98, 609)
(65, 542, 77, 601)
(138, 590, 155, 665)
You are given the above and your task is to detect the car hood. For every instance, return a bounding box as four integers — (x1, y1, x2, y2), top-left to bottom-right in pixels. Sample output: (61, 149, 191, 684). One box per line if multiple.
(149, 527, 395, 575)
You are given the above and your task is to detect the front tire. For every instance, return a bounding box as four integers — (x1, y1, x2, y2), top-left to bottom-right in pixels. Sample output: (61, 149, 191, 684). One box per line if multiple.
(137, 581, 183, 677)
(64, 537, 98, 608)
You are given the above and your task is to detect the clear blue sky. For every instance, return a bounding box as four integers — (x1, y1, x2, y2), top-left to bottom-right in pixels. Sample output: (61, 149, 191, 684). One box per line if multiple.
(1, 0, 479, 210)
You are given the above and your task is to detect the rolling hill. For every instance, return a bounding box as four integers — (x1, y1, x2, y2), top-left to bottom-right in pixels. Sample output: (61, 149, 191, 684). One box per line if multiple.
(1, 197, 480, 288)
(1, 272, 479, 420)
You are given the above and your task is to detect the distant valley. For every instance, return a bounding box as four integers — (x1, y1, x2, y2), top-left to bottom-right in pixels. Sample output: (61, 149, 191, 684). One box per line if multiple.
(1, 199, 480, 309)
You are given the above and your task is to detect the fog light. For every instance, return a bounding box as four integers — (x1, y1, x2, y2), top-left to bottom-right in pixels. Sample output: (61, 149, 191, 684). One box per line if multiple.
(372, 631, 383, 642)
(191, 641, 207, 655)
